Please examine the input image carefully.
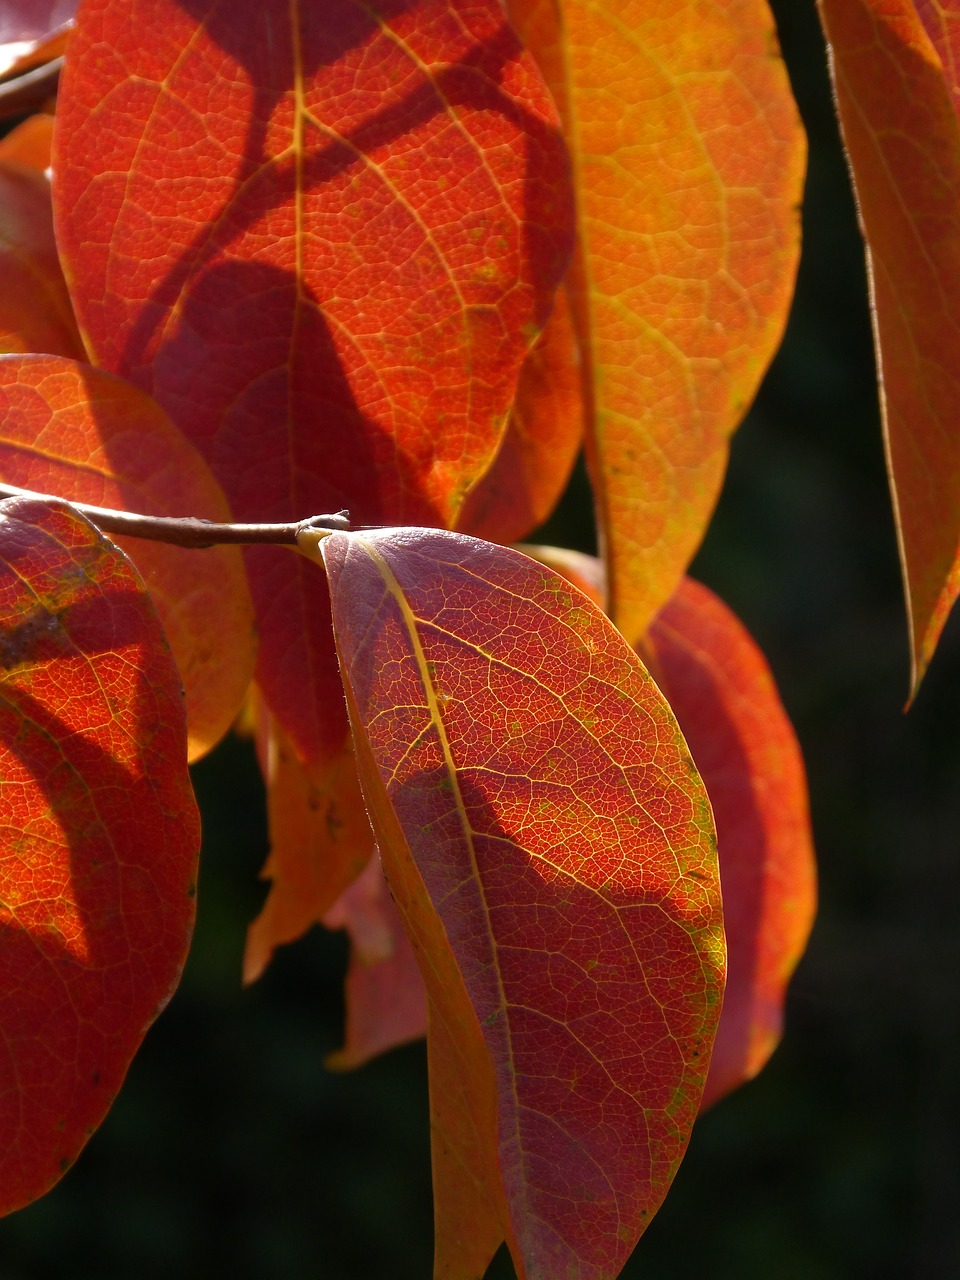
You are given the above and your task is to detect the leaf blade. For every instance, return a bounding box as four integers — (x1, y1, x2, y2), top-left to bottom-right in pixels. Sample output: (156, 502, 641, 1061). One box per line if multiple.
(322, 527, 723, 1279)
(511, 546, 816, 1108)
(323, 850, 428, 1071)
(243, 699, 374, 985)
(457, 284, 584, 546)
(54, 0, 575, 763)
(0, 354, 256, 760)
(644, 578, 816, 1109)
(0, 495, 199, 1214)
(508, 0, 805, 642)
(819, 0, 960, 692)
(0, 163, 84, 360)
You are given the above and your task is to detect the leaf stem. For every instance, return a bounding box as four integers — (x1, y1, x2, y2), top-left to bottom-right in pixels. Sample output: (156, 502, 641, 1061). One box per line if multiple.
(0, 483, 351, 547)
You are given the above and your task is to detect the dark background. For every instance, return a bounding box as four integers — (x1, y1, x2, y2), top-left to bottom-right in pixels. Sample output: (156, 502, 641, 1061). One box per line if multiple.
(3, 1, 960, 1276)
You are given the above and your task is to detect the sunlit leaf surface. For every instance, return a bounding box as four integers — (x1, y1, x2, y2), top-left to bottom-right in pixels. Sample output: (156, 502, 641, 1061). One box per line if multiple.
(508, 0, 805, 643)
(517, 546, 816, 1109)
(820, 0, 960, 693)
(54, 0, 574, 763)
(320, 526, 722, 1280)
(0, 495, 198, 1214)
(0, 355, 255, 759)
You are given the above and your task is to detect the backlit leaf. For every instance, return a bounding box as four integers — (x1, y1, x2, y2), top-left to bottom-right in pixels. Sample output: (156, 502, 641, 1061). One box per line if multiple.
(508, 0, 805, 643)
(517, 541, 606, 608)
(643, 578, 816, 1109)
(0, 495, 198, 1214)
(457, 285, 583, 545)
(54, 0, 574, 763)
(318, 526, 723, 1279)
(0, 355, 256, 760)
(0, 115, 54, 172)
(323, 850, 428, 1071)
(243, 697, 374, 985)
(516, 546, 816, 1108)
(0, 163, 84, 360)
(820, 0, 960, 693)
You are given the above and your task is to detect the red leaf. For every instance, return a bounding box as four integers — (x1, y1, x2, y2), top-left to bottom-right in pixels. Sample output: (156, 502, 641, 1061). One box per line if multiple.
(54, 0, 574, 763)
(0, 164, 84, 360)
(819, 0, 960, 693)
(644, 579, 816, 1109)
(458, 285, 583, 545)
(513, 546, 816, 1108)
(0, 495, 198, 1214)
(317, 527, 722, 1279)
(323, 850, 427, 1071)
(0, 355, 256, 760)
(242, 697, 374, 985)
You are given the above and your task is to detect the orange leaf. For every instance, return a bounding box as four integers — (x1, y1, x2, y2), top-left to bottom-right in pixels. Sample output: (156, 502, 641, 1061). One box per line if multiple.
(323, 850, 427, 1071)
(0, 163, 84, 360)
(508, 0, 805, 643)
(0, 115, 55, 172)
(819, 0, 960, 694)
(0, 494, 198, 1214)
(0, 355, 256, 760)
(243, 698, 374, 985)
(643, 578, 816, 1109)
(53, 0, 574, 765)
(317, 527, 723, 1279)
(457, 284, 583, 545)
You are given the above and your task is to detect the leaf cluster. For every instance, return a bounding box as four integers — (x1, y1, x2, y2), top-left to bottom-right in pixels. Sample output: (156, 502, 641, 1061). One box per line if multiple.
(1, 1, 956, 1276)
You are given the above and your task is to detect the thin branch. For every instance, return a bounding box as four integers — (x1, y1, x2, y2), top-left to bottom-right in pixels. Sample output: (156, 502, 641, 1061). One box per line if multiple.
(0, 483, 351, 547)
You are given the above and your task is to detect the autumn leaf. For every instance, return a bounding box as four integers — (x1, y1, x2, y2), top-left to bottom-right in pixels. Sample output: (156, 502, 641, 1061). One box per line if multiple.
(0, 163, 84, 359)
(0, 495, 199, 1214)
(323, 849, 428, 1071)
(0, 115, 54, 172)
(53, 0, 575, 765)
(507, 0, 805, 643)
(517, 541, 606, 609)
(819, 0, 960, 694)
(515, 546, 816, 1109)
(0, 355, 256, 760)
(243, 696, 374, 985)
(457, 284, 583, 546)
(643, 578, 816, 1109)
(315, 526, 723, 1280)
